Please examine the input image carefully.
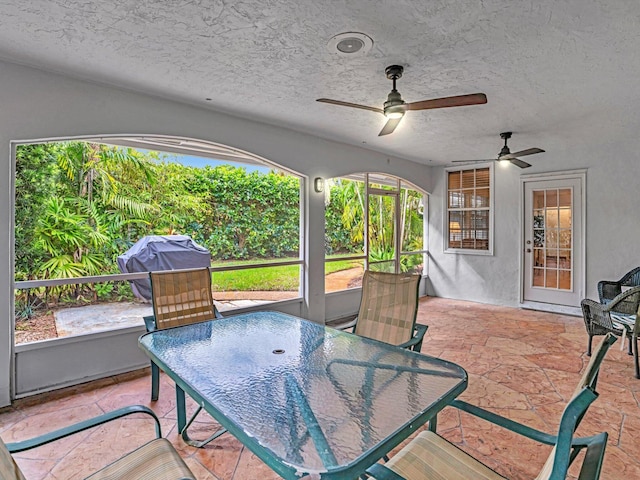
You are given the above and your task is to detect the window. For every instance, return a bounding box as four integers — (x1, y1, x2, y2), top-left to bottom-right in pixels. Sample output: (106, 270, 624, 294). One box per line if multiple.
(445, 165, 493, 254)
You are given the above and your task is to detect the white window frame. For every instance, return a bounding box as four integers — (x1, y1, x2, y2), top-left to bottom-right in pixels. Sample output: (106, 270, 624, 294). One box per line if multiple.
(444, 163, 494, 256)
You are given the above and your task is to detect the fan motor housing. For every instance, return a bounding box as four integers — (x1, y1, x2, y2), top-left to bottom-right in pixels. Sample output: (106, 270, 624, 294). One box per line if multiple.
(385, 65, 404, 80)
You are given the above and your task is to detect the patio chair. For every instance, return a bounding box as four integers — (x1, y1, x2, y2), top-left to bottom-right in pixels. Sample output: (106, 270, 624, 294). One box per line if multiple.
(340, 270, 427, 352)
(144, 266, 223, 401)
(598, 266, 640, 304)
(581, 286, 640, 378)
(144, 267, 226, 447)
(366, 333, 617, 480)
(1, 405, 195, 480)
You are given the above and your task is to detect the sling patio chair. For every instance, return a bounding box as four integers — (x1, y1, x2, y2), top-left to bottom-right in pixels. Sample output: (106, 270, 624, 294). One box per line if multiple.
(143, 266, 225, 446)
(366, 333, 617, 480)
(597, 266, 640, 304)
(1, 405, 195, 480)
(582, 286, 640, 378)
(339, 270, 427, 352)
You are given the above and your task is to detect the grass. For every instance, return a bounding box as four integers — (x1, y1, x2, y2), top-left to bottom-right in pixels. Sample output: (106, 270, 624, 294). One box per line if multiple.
(211, 257, 363, 291)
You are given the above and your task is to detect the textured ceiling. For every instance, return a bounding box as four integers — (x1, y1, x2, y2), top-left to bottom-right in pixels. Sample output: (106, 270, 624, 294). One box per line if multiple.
(1, 0, 639, 165)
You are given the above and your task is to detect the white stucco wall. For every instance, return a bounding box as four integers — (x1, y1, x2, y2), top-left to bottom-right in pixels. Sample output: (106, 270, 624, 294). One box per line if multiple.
(427, 139, 640, 307)
(0, 61, 435, 406)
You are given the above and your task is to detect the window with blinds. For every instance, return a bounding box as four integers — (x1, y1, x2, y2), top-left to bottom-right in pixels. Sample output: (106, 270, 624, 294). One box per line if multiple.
(446, 166, 492, 253)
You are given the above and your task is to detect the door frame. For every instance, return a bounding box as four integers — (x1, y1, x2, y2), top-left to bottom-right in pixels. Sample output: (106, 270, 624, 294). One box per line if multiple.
(519, 169, 587, 307)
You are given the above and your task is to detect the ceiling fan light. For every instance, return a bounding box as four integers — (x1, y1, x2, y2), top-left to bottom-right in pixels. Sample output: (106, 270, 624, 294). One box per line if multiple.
(499, 159, 511, 167)
(384, 104, 405, 119)
(385, 111, 404, 119)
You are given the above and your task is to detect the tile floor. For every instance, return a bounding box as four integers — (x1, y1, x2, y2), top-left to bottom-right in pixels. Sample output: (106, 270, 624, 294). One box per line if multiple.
(1, 297, 639, 479)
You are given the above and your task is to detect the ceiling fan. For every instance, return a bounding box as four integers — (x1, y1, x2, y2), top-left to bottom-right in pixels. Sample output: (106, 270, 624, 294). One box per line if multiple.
(316, 65, 487, 136)
(453, 132, 545, 168)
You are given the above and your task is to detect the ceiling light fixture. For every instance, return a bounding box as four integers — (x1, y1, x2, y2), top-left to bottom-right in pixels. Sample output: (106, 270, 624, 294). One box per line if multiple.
(327, 32, 373, 57)
(384, 105, 405, 119)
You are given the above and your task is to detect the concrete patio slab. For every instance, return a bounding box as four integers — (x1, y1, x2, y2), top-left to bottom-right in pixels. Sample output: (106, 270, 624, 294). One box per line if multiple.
(53, 299, 275, 336)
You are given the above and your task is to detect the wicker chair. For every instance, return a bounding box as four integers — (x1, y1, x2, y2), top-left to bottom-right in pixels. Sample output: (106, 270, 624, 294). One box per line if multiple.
(144, 267, 226, 447)
(582, 286, 640, 378)
(366, 333, 617, 480)
(598, 266, 640, 304)
(341, 270, 427, 352)
(1, 405, 195, 480)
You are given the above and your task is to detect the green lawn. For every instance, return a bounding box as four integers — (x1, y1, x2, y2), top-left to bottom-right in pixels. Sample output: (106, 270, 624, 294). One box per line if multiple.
(211, 258, 363, 291)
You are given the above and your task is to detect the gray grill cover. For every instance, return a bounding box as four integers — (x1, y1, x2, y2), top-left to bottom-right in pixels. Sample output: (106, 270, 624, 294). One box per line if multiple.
(117, 235, 211, 301)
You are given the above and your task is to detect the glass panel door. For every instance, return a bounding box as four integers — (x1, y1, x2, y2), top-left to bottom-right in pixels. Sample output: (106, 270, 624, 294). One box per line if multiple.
(524, 176, 582, 306)
(531, 188, 573, 291)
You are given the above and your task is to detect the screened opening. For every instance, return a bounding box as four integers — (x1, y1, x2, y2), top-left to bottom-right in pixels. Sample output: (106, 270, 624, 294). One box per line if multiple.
(324, 173, 427, 293)
(14, 137, 303, 344)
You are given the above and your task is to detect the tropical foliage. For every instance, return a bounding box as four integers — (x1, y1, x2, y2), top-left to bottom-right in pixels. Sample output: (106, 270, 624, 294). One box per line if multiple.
(324, 177, 424, 272)
(15, 141, 425, 311)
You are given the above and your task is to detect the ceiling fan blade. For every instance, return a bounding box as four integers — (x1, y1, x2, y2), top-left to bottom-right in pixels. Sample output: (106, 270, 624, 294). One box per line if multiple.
(510, 158, 532, 168)
(505, 147, 545, 158)
(316, 98, 383, 114)
(404, 93, 487, 111)
(378, 117, 403, 136)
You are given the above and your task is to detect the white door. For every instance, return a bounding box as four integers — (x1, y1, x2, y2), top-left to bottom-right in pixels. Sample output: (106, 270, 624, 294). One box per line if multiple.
(523, 177, 583, 306)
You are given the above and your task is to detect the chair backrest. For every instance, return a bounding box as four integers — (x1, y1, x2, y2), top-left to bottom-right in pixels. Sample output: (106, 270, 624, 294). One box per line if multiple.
(0, 438, 26, 480)
(149, 267, 219, 330)
(354, 270, 420, 346)
(622, 266, 640, 287)
(535, 332, 616, 480)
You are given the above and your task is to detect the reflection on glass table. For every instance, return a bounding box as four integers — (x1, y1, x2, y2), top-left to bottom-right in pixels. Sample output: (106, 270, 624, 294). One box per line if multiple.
(138, 311, 467, 479)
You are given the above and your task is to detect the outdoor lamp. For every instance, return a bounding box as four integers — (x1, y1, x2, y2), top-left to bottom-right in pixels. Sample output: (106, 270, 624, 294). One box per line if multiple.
(314, 177, 324, 193)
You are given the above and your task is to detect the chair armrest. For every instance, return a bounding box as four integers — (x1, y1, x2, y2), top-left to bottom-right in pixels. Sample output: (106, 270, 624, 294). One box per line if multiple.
(326, 314, 358, 332)
(6, 405, 161, 453)
(143, 314, 156, 332)
(366, 463, 406, 480)
(606, 286, 640, 314)
(582, 298, 610, 315)
(449, 399, 558, 445)
(398, 324, 428, 351)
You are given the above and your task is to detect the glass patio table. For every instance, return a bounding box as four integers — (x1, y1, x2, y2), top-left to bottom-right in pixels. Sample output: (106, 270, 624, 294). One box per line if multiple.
(138, 311, 467, 479)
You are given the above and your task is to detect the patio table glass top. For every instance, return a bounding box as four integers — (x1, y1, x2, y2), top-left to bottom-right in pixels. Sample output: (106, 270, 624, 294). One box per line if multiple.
(138, 311, 467, 479)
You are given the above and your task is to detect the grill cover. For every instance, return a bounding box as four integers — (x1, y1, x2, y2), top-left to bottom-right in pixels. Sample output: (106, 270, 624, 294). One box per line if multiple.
(117, 235, 211, 301)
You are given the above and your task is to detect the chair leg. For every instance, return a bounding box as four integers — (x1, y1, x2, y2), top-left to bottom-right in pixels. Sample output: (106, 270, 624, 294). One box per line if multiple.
(151, 361, 160, 401)
(628, 334, 633, 356)
(633, 334, 639, 380)
(587, 334, 593, 357)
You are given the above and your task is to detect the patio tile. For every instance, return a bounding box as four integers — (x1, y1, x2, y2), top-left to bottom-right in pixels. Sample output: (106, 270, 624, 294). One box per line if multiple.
(194, 435, 244, 479)
(233, 448, 282, 480)
(1, 297, 639, 479)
